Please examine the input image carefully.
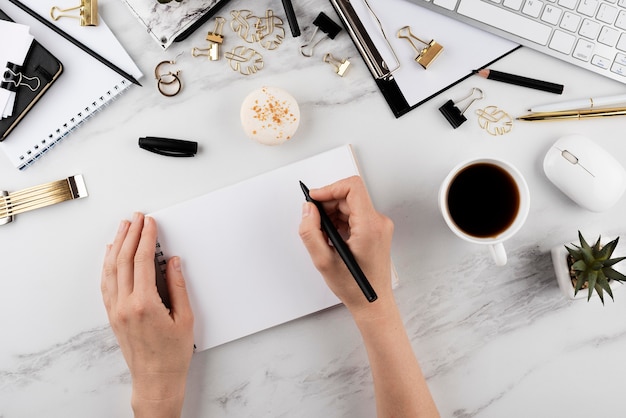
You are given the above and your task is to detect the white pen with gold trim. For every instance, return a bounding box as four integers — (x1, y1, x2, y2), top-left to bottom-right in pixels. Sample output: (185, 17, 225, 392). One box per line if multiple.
(528, 93, 626, 112)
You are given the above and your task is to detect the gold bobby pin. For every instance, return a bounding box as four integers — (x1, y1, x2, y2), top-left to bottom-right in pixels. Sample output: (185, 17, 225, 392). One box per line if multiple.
(397, 26, 443, 69)
(50, 0, 98, 27)
(0, 175, 88, 225)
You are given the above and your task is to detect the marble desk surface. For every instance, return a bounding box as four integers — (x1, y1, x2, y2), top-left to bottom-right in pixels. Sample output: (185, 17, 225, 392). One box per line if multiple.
(2, 0, 626, 416)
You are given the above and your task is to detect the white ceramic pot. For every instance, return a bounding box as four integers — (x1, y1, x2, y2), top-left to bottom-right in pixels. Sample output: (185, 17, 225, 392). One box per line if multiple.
(551, 236, 625, 300)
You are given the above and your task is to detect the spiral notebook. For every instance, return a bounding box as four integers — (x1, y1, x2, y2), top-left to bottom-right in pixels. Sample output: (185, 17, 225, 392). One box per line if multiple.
(0, 2, 142, 170)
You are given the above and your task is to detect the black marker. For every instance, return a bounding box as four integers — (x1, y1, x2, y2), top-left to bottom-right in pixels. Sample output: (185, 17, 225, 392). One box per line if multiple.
(299, 181, 377, 303)
(139, 136, 198, 157)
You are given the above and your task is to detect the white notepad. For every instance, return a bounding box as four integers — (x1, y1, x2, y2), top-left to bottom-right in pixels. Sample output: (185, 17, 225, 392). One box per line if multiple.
(151, 145, 363, 352)
(0, 1, 142, 170)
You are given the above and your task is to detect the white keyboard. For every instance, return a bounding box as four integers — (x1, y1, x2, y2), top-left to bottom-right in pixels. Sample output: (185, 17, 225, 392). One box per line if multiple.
(404, 0, 626, 84)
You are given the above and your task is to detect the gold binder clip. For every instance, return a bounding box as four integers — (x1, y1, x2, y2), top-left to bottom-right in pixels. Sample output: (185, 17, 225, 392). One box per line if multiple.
(192, 17, 226, 61)
(50, 0, 98, 27)
(397, 26, 443, 69)
(323, 53, 351, 77)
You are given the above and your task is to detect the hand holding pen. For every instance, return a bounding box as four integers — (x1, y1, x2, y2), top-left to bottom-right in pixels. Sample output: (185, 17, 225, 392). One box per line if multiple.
(299, 176, 395, 308)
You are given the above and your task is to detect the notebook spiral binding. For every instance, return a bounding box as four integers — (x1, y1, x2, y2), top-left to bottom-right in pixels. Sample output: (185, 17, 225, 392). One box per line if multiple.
(17, 79, 131, 170)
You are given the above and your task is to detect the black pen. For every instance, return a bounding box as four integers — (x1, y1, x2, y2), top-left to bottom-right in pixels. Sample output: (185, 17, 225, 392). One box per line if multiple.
(281, 0, 300, 37)
(474, 68, 563, 94)
(8, 0, 142, 87)
(299, 181, 377, 303)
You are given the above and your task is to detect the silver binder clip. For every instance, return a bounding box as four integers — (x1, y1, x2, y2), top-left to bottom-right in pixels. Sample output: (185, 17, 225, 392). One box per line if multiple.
(323, 53, 351, 77)
(2, 63, 41, 92)
(397, 26, 443, 69)
(192, 17, 226, 61)
(439, 88, 484, 128)
(0, 191, 13, 225)
(300, 12, 342, 57)
(50, 0, 99, 27)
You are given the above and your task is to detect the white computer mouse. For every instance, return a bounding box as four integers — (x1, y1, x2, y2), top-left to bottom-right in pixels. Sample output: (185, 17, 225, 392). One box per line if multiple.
(543, 134, 626, 212)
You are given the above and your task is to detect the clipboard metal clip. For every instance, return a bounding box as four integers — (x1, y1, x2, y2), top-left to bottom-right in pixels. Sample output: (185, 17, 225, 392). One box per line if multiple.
(331, 0, 400, 80)
(397, 26, 443, 69)
(50, 0, 99, 27)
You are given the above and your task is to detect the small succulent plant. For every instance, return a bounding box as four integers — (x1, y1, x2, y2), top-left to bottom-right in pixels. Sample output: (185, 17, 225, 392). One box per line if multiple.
(565, 231, 626, 303)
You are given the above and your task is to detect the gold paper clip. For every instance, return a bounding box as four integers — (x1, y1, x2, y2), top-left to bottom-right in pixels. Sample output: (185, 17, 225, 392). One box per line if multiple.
(397, 26, 443, 69)
(50, 0, 98, 27)
(323, 53, 351, 77)
(192, 17, 226, 61)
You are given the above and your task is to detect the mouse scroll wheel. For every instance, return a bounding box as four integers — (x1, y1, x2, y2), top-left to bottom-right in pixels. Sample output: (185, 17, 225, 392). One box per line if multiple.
(561, 150, 579, 164)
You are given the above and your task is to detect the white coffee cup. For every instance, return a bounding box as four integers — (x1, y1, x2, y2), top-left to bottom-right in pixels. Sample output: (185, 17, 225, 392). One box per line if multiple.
(438, 158, 530, 266)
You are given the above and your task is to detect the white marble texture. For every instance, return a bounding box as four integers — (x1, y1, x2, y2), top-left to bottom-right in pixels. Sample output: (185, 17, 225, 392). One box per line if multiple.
(2, 0, 626, 416)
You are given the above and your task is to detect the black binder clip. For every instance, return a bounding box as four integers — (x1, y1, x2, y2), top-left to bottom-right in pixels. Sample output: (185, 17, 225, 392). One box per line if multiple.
(50, 0, 99, 27)
(439, 88, 483, 129)
(139, 136, 198, 157)
(300, 12, 342, 57)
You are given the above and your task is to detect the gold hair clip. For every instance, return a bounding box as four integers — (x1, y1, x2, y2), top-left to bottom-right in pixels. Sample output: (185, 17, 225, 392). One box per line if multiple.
(476, 106, 513, 135)
(255, 10, 285, 50)
(231, 10, 260, 43)
(323, 53, 351, 77)
(225, 46, 264, 75)
(397, 26, 443, 69)
(0, 175, 88, 225)
(50, 0, 98, 26)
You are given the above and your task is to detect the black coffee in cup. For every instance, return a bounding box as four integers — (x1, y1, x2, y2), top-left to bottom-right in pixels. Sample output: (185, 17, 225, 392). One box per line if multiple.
(446, 162, 520, 238)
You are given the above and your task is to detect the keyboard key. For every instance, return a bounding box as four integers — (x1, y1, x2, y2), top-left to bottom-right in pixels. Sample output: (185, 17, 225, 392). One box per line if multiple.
(434, 0, 460, 10)
(560, 11, 581, 31)
(618, 33, 626, 51)
(596, 4, 618, 24)
(591, 54, 611, 68)
(557, 0, 577, 8)
(458, 0, 552, 44)
(503, 0, 524, 9)
(599, 26, 620, 46)
(615, 52, 626, 65)
(616, 10, 626, 30)
(611, 61, 626, 76)
(542, 5, 563, 24)
(522, 0, 544, 17)
(577, 0, 599, 16)
(550, 29, 576, 53)
(579, 18, 601, 39)
(573, 38, 595, 60)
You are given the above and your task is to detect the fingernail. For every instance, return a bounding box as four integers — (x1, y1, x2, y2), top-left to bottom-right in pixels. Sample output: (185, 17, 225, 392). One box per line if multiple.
(301, 202, 312, 218)
(172, 256, 181, 272)
(132, 212, 141, 223)
(118, 220, 128, 234)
